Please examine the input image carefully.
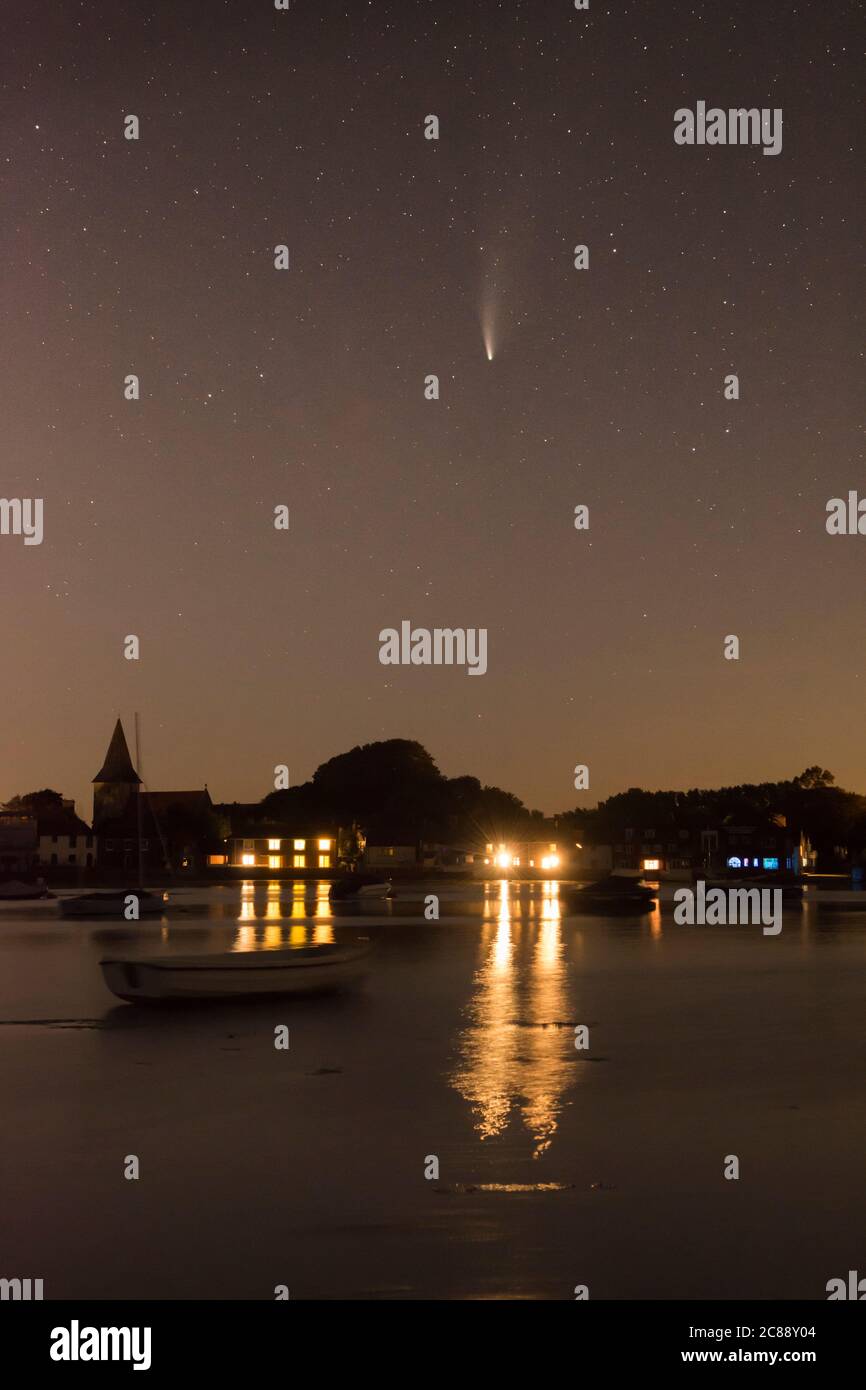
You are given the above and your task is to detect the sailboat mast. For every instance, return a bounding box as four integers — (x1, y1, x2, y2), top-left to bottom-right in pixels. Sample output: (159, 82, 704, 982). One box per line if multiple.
(134, 711, 144, 890)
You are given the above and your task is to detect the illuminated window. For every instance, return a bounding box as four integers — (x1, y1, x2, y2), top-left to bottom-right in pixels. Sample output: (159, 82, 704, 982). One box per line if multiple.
(549, 843, 557, 852)
(208, 854, 227, 866)
(643, 858, 661, 872)
(241, 853, 255, 866)
(318, 838, 331, 851)
(293, 854, 305, 869)
(318, 854, 330, 869)
(727, 856, 742, 869)
(486, 843, 493, 852)
(512, 856, 520, 867)
(269, 855, 281, 869)
(268, 839, 281, 851)
(762, 857, 779, 870)
(294, 839, 305, 850)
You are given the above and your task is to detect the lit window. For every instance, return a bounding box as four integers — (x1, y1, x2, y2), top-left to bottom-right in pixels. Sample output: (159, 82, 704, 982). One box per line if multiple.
(293, 854, 305, 869)
(512, 856, 520, 867)
(318, 838, 331, 851)
(208, 854, 227, 866)
(241, 853, 255, 866)
(268, 839, 281, 851)
(269, 855, 281, 869)
(762, 857, 779, 870)
(549, 843, 557, 852)
(643, 858, 661, 872)
(486, 843, 493, 852)
(727, 856, 742, 869)
(318, 854, 330, 869)
(294, 839, 305, 850)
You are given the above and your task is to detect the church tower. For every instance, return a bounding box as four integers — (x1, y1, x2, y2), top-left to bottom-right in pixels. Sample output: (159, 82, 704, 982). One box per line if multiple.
(92, 718, 141, 830)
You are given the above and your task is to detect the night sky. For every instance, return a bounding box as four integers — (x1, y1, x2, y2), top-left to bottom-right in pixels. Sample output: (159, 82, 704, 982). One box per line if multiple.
(2, 0, 861, 818)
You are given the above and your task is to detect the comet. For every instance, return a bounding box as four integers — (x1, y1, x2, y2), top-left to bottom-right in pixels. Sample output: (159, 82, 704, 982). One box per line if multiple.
(480, 296, 496, 361)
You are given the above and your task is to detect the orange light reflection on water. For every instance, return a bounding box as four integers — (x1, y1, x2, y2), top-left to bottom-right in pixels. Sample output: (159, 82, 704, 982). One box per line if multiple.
(451, 879, 577, 1158)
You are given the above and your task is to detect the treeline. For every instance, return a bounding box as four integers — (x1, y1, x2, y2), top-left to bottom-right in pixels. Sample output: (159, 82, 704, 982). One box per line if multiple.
(11, 751, 865, 860)
(246, 750, 866, 859)
(232, 739, 551, 846)
(557, 767, 866, 859)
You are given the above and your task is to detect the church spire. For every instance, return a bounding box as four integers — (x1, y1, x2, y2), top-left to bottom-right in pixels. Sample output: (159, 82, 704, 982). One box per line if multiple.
(93, 718, 141, 785)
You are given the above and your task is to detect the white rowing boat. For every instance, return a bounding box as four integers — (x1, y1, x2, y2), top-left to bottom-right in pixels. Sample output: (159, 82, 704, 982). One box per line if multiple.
(60, 889, 167, 918)
(100, 941, 370, 1003)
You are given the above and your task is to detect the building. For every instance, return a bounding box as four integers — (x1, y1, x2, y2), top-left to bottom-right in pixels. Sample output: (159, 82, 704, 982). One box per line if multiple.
(700, 820, 815, 875)
(0, 813, 39, 877)
(93, 719, 215, 872)
(474, 840, 566, 875)
(37, 800, 95, 867)
(597, 817, 815, 879)
(611, 827, 696, 877)
(365, 844, 417, 869)
(223, 830, 339, 871)
(573, 842, 614, 876)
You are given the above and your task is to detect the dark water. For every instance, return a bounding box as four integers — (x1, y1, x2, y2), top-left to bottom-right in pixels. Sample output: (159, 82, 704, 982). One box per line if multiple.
(1, 879, 865, 1300)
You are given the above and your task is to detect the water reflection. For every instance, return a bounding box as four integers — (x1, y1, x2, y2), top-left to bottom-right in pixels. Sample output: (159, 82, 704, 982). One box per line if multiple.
(451, 881, 578, 1158)
(229, 881, 335, 950)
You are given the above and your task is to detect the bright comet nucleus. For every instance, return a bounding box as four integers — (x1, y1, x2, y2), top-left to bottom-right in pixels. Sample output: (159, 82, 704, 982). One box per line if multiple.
(480, 296, 496, 361)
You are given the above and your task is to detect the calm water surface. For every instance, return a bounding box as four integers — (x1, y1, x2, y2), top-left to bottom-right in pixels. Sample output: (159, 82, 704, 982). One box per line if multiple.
(1, 879, 865, 1300)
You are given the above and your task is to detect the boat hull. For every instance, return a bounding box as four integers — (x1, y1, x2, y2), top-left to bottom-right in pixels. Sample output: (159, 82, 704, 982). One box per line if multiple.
(60, 893, 166, 919)
(100, 944, 370, 1003)
(329, 879, 391, 901)
(565, 893, 657, 916)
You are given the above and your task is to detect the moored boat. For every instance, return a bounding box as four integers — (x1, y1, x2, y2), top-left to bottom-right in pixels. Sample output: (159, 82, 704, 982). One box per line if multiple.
(60, 889, 167, 919)
(329, 875, 392, 901)
(0, 880, 53, 900)
(563, 876, 657, 916)
(100, 941, 370, 1003)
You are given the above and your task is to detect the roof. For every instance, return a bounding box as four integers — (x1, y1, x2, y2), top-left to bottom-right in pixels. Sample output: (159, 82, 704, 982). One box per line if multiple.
(37, 812, 92, 836)
(93, 719, 141, 785)
(143, 790, 212, 813)
(228, 825, 335, 839)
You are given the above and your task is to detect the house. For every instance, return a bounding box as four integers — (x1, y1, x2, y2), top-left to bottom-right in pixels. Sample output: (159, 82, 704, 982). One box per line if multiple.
(92, 719, 215, 872)
(37, 800, 96, 867)
(612, 826, 696, 877)
(223, 830, 340, 871)
(700, 820, 815, 875)
(0, 813, 39, 877)
(473, 840, 567, 875)
(602, 816, 815, 878)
